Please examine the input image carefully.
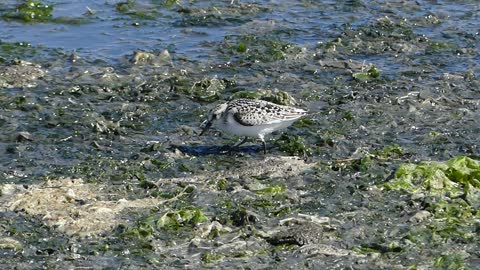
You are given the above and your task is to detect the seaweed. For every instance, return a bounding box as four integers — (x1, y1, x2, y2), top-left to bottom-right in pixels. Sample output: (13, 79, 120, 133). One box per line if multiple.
(3, 0, 53, 22)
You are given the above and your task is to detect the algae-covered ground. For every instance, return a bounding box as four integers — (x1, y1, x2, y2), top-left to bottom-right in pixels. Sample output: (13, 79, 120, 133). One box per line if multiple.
(0, 0, 479, 269)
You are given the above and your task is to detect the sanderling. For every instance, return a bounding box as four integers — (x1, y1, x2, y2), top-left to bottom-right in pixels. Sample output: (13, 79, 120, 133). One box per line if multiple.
(200, 98, 308, 154)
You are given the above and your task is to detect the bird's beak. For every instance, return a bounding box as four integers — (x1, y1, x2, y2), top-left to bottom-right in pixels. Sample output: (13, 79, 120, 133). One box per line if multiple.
(199, 121, 212, 136)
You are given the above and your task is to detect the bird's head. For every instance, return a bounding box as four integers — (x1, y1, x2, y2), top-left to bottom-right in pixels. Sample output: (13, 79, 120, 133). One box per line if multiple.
(199, 102, 228, 136)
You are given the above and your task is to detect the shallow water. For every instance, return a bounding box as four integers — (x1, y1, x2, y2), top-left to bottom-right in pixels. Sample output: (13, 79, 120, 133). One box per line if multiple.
(0, 0, 479, 269)
(3, 1, 475, 63)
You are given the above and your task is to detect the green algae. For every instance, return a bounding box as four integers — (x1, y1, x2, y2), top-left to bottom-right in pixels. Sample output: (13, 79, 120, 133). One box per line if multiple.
(201, 251, 225, 264)
(0, 41, 36, 61)
(118, 218, 155, 238)
(162, 0, 180, 8)
(246, 195, 291, 216)
(115, 0, 135, 13)
(157, 207, 208, 230)
(383, 156, 479, 243)
(347, 156, 373, 172)
(262, 91, 299, 106)
(332, 144, 406, 173)
(237, 42, 247, 53)
(215, 179, 229, 191)
(373, 144, 404, 159)
(254, 184, 286, 195)
(221, 34, 296, 63)
(230, 89, 298, 106)
(293, 118, 315, 128)
(3, 0, 53, 22)
(151, 159, 173, 171)
(274, 133, 312, 157)
(115, 0, 160, 20)
(383, 156, 479, 194)
(352, 66, 380, 83)
(426, 41, 457, 54)
(434, 253, 473, 270)
(188, 77, 225, 102)
(117, 198, 208, 241)
(352, 242, 402, 254)
(67, 157, 147, 184)
(178, 4, 270, 27)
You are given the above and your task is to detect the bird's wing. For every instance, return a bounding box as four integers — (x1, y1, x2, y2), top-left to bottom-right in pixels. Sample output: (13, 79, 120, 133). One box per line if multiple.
(233, 107, 307, 126)
(233, 111, 259, 126)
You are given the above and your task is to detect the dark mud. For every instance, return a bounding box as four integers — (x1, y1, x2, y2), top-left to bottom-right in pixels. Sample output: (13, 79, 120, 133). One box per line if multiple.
(0, 0, 479, 269)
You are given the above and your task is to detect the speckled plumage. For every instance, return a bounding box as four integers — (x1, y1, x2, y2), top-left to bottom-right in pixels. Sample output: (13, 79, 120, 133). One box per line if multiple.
(229, 99, 307, 126)
(200, 98, 308, 154)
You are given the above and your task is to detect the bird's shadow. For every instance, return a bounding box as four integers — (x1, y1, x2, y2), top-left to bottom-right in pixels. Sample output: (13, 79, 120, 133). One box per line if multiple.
(171, 144, 263, 156)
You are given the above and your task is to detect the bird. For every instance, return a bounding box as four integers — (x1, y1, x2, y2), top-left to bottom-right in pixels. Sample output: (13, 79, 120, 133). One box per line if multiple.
(199, 98, 308, 154)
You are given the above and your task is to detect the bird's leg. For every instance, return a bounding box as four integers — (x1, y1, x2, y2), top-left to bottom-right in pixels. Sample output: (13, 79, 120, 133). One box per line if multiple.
(220, 137, 249, 154)
(260, 138, 267, 154)
(233, 136, 249, 148)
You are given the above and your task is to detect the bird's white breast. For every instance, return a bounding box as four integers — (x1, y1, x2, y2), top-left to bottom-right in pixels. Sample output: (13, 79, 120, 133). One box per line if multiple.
(215, 113, 297, 139)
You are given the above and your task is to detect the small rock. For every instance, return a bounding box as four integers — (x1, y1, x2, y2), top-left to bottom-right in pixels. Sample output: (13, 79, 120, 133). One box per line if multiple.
(231, 208, 258, 226)
(16, 132, 33, 142)
(83, 6, 96, 16)
(196, 221, 231, 238)
(268, 221, 323, 246)
(158, 50, 172, 63)
(131, 51, 155, 65)
(409, 210, 432, 223)
(91, 207, 114, 214)
(318, 60, 347, 69)
(441, 73, 464, 81)
(65, 188, 76, 201)
(69, 52, 81, 63)
(130, 50, 172, 66)
(411, 192, 425, 201)
(0, 237, 23, 250)
(179, 125, 194, 135)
